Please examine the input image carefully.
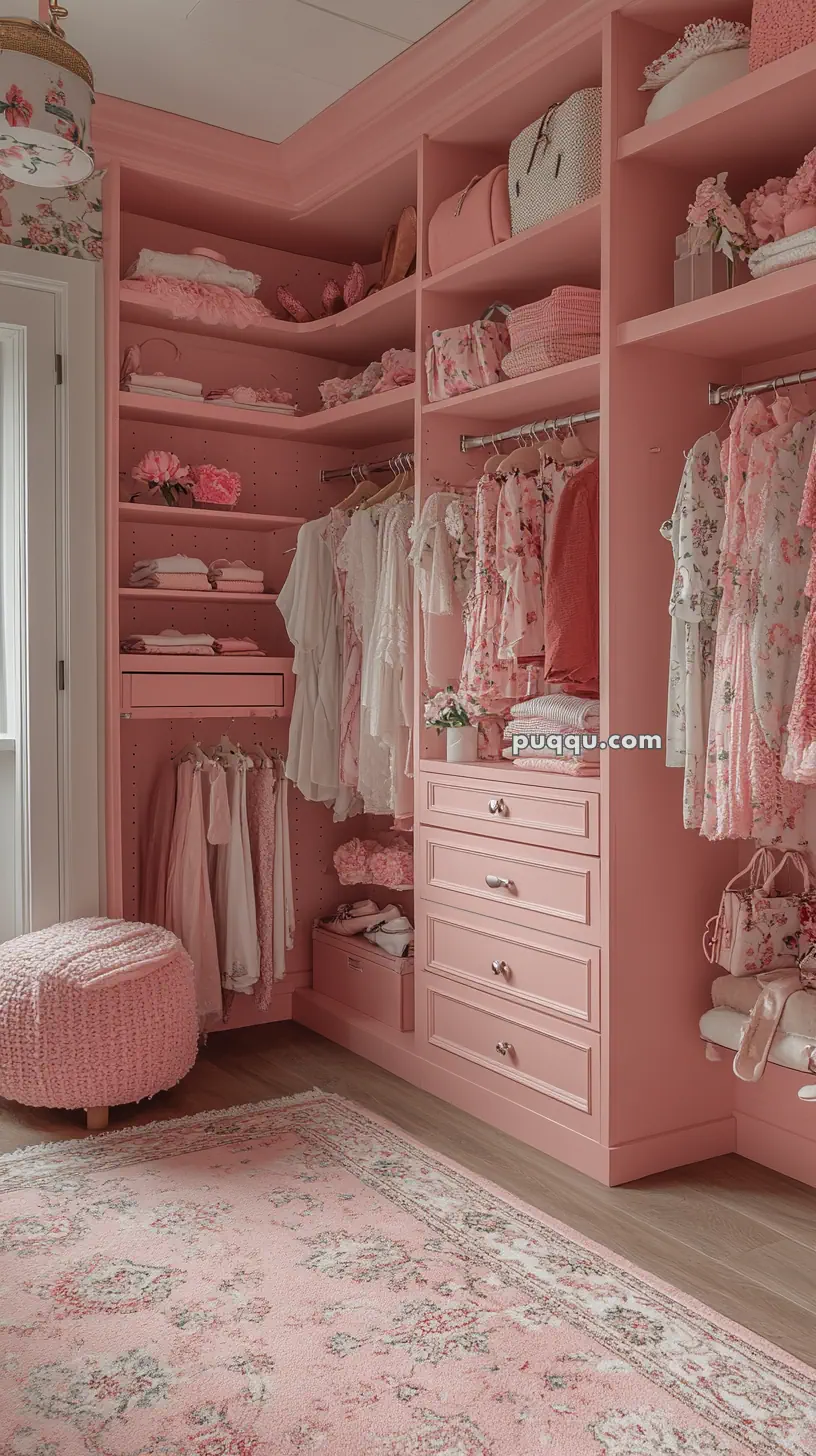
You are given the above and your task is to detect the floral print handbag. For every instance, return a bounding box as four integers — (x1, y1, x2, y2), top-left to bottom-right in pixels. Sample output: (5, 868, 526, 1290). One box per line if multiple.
(425, 304, 510, 402)
(703, 847, 816, 975)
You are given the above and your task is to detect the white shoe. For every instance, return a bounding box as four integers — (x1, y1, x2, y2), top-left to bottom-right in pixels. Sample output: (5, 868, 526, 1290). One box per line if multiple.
(364, 916, 414, 958)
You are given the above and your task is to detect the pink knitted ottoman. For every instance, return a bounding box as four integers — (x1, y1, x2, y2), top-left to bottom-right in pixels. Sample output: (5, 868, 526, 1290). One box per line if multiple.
(0, 917, 198, 1130)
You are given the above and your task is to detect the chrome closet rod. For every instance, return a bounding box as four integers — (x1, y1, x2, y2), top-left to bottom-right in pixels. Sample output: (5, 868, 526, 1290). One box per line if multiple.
(319, 451, 414, 483)
(709, 369, 816, 406)
(459, 408, 601, 452)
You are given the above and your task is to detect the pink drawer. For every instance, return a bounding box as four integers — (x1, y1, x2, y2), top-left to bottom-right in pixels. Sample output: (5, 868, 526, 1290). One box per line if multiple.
(422, 975, 600, 1134)
(418, 827, 601, 943)
(419, 902, 599, 1028)
(419, 770, 599, 855)
(123, 672, 285, 711)
(312, 928, 414, 1031)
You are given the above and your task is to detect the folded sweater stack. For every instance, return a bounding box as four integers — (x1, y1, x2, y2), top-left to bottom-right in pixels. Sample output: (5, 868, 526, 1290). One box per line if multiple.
(208, 559, 265, 594)
(130, 555, 210, 591)
(127, 249, 262, 297)
(121, 630, 215, 655)
(126, 373, 204, 400)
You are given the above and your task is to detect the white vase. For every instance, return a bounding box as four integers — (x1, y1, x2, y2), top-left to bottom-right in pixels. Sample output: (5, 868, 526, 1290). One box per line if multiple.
(446, 725, 478, 763)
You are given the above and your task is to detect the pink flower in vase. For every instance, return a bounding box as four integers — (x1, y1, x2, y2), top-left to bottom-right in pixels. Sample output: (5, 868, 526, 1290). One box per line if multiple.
(741, 177, 791, 244)
(190, 463, 242, 508)
(132, 449, 191, 507)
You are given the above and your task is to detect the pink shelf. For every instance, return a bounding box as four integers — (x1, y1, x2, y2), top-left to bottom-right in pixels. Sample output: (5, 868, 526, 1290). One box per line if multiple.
(120, 655, 289, 672)
(119, 587, 279, 604)
(618, 261, 816, 362)
(119, 501, 304, 532)
(618, 42, 816, 172)
(119, 275, 417, 364)
(419, 758, 602, 792)
(119, 385, 416, 447)
(422, 356, 600, 425)
(422, 198, 601, 300)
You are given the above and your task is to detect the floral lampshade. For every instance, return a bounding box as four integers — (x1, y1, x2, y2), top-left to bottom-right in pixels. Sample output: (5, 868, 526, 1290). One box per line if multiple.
(0, 12, 93, 189)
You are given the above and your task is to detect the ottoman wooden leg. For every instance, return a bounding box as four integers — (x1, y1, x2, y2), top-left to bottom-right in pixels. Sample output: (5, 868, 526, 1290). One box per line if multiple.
(86, 1106, 109, 1131)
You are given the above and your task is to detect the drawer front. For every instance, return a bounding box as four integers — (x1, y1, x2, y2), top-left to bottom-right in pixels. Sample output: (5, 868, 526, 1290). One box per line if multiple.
(420, 902, 599, 1028)
(126, 673, 285, 710)
(419, 827, 601, 943)
(422, 976, 600, 1134)
(313, 937, 414, 1031)
(420, 771, 599, 855)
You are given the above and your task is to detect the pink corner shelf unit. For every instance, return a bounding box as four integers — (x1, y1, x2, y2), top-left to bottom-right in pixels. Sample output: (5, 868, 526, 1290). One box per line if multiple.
(99, 1, 816, 1190)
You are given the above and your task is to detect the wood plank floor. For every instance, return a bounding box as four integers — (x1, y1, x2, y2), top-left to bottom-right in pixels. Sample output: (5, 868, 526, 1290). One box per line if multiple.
(2, 1021, 815, 1367)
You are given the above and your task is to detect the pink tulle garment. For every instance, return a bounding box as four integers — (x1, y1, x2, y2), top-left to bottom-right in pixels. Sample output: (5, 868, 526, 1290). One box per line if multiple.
(121, 277, 273, 329)
(333, 835, 414, 889)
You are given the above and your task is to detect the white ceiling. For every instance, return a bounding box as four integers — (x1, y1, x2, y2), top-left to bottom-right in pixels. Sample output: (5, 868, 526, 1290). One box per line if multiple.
(41, 0, 472, 142)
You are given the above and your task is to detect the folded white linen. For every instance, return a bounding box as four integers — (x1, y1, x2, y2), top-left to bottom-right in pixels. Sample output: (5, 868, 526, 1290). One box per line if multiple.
(124, 631, 215, 648)
(128, 374, 203, 396)
(208, 558, 264, 582)
(502, 745, 600, 762)
(510, 693, 600, 728)
(749, 227, 816, 279)
(699, 1007, 816, 1074)
(132, 555, 208, 576)
(128, 249, 261, 297)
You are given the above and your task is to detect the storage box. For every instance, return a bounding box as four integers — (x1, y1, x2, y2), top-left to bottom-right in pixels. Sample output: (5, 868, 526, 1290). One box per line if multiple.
(312, 926, 414, 1031)
(674, 231, 749, 305)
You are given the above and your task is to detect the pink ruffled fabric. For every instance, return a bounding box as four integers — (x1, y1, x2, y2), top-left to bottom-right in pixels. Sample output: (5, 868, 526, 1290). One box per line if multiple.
(372, 349, 416, 394)
(785, 444, 816, 783)
(121, 277, 273, 329)
(333, 836, 414, 888)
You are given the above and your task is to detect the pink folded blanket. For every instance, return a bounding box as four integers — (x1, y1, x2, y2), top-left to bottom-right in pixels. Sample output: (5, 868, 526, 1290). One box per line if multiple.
(512, 756, 600, 776)
(214, 637, 264, 655)
(120, 277, 272, 330)
(214, 580, 264, 594)
(132, 573, 211, 591)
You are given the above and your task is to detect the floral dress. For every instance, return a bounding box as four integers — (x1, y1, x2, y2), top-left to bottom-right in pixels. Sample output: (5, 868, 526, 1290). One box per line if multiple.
(786, 438, 816, 782)
(496, 469, 546, 661)
(459, 473, 526, 709)
(663, 432, 726, 829)
(409, 490, 466, 689)
(702, 399, 809, 843)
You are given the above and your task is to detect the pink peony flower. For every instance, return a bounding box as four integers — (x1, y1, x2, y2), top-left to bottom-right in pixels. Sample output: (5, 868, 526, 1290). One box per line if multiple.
(190, 462, 242, 507)
(741, 176, 791, 244)
(687, 172, 753, 259)
(26, 220, 54, 247)
(132, 449, 191, 507)
(2, 84, 32, 128)
(787, 147, 816, 210)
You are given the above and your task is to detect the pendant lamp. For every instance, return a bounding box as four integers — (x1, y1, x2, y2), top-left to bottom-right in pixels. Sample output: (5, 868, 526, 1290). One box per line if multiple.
(0, 1, 93, 188)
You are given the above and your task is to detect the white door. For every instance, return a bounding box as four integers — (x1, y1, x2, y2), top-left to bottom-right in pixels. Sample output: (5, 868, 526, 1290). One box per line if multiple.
(0, 283, 60, 937)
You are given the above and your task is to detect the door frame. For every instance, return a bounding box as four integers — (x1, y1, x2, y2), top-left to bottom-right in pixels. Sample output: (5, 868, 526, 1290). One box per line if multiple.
(0, 247, 101, 925)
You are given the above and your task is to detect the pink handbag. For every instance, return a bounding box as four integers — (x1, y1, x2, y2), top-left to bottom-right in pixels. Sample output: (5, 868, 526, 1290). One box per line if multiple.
(427, 167, 512, 275)
(703, 848, 816, 976)
(749, 0, 816, 68)
(425, 304, 510, 402)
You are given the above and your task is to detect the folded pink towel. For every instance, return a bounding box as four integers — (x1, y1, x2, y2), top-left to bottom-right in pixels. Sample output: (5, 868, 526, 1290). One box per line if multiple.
(134, 573, 211, 592)
(214, 637, 264, 654)
(121, 643, 215, 655)
(512, 756, 600, 775)
(208, 558, 264, 583)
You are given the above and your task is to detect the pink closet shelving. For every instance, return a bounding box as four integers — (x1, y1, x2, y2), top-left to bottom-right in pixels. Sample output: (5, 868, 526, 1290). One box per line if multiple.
(99, 0, 816, 1187)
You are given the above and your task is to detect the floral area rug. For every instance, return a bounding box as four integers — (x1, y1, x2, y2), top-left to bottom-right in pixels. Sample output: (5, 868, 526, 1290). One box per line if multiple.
(0, 1090, 814, 1456)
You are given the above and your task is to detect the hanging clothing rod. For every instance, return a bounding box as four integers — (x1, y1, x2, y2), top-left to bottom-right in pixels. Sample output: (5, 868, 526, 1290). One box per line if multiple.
(459, 408, 601, 452)
(709, 369, 816, 406)
(320, 451, 414, 484)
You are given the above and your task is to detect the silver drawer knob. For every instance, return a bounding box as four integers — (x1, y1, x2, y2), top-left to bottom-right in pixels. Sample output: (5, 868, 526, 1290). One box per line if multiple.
(488, 797, 507, 816)
(485, 874, 513, 890)
(495, 1041, 513, 1056)
(491, 959, 511, 978)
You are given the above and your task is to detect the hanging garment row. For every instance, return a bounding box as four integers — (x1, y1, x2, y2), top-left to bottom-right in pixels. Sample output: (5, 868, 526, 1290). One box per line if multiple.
(413, 429, 599, 711)
(140, 739, 294, 1023)
(665, 387, 816, 843)
(279, 462, 415, 824)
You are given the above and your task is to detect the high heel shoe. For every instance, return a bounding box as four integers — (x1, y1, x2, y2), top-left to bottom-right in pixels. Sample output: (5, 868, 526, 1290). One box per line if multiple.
(320, 279, 345, 317)
(276, 285, 314, 323)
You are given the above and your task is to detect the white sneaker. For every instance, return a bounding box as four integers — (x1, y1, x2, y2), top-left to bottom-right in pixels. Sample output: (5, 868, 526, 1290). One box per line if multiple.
(364, 916, 414, 958)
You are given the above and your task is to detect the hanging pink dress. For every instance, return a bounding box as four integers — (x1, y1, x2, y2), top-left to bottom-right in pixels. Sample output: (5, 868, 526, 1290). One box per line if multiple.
(459, 473, 526, 709)
(702, 398, 809, 842)
(785, 437, 816, 783)
(246, 758, 279, 1009)
(329, 506, 361, 792)
(165, 759, 228, 1025)
(496, 470, 546, 661)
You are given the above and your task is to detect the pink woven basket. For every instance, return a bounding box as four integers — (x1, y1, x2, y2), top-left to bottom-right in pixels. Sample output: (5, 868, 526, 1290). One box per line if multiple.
(0, 917, 198, 1111)
(503, 287, 601, 375)
(749, 0, 816, 68)
(502, 335, 600, 377)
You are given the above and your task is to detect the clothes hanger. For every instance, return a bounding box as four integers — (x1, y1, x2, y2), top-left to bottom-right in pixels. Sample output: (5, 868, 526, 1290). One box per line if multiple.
(483, 435, 507, 474)
(336, 463, 377, 510)
(499, 427, 542, 474)
(178, 739, 210, 767)
(119, 335, 182, 390)
(561, 419, 596, 463)
(536, 423, 563, 467)
(364, 453, 412, 507)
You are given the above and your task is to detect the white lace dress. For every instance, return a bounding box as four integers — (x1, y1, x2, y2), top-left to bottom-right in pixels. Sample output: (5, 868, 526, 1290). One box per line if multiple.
(367, 498, 414, 821)
(409, 490, 464, 689)
(345, 506, 393, 816)
(211, 755, 260, 995)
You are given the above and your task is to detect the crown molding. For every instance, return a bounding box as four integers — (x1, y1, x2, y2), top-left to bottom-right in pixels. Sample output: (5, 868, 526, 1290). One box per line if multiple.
(93, 0, 616, 227)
